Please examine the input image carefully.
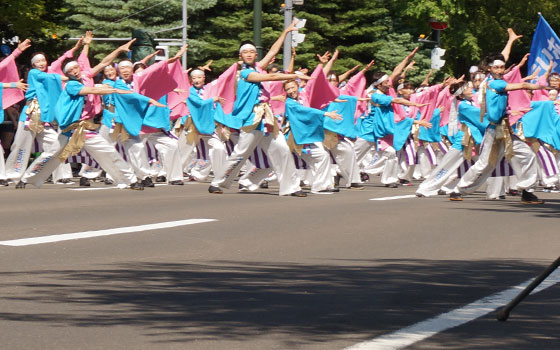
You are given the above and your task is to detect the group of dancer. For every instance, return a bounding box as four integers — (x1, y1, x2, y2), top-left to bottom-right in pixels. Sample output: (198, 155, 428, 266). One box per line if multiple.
(1, 22, 559, 203)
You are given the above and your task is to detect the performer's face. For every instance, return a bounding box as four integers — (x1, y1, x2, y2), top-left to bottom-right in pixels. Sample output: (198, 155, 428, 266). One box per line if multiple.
(489, 65, 505, 80)
(119, 66, 133, 82)
(378, 79, 391, 93)
(472, 75, 485, 90)
(240, 49, 257, 65)
(462, 85, 474, 100)
(65, 64, 81, 80)
(191, 74, 205, 88)
(549, 77, 560, 89)
(103, 66, 117, 80)
(284, 81, 299, 99)
(32, 57, 48, 72)
(398, 87, 414, 99)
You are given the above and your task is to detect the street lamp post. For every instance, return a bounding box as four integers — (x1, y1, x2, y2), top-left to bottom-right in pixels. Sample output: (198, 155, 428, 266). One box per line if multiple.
(253, 0, 263, 58)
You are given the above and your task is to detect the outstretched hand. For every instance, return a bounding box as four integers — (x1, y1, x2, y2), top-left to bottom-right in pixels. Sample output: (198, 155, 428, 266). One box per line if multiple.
(119, 38, 136, 53)
(317, 51, 331, 64)
(325, 110, 342, 121)
(507, 28, 523, 42)
(83, 31, 94, 45)
(17, 39, 31, 52)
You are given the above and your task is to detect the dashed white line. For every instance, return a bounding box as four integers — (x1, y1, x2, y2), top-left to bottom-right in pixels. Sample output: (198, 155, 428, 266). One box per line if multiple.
(0, 219, 217, 246)
(369, 195, 417, 201)
(344, 268, 560, 350)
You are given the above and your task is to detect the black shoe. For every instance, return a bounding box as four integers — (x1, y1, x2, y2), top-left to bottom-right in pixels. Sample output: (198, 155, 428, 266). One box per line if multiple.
(0, 179, 8, 186)
(155, 176, 167, 183)
(238, 184, 249, 192)
(104, 178, 114, 185)
(331, 187, 340, 192)
(449, 192, 463, 201)
(299, 181, 310, 190)
(15, 181, 26, 189)
(499, 195, 506, 200)
(289, 190, 307, 197)
(129, 181, 144, 190)
(360, 172, 370, 182)
(508, 189, 519, 196)
(385, 183, 398, 188)
(169, 180, 183, 185)
(334, 174, 341, 187)
(208, 185, 223, 194)
(260, 180, 269, 189)
(79, 177, 91, 187)
(142, 177, 155, 187)
(349, 183, 364, 190)
(437, 189, 447, 196)
(521, 190, 544, 204)
(399, 179, 411, 186)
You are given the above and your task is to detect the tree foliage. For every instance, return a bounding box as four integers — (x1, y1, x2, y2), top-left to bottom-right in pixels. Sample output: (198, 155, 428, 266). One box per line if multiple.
(3, 0, 560, 85)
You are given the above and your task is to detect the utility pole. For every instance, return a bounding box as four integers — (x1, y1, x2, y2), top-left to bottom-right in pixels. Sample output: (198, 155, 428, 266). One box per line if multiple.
(282, 0, 293, 70)
(253, 0, 263, 58)
(182, 0, 188, 67)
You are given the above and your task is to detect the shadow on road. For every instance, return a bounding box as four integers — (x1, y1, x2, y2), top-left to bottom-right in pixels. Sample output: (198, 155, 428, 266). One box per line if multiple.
(1, 259, 559, 348)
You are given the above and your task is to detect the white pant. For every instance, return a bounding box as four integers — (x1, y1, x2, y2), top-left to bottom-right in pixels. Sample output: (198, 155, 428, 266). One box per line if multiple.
(371, 146, 399, 185)
(0, 145, 6, 180)
(140, 132, 183, 182)
(121, 135, 156, 180)
(191, 134, 228, 182)
(301, 142, 333, 192)
(212, 129, 300, 196)
(26, 133, 137, 187)
(455, 128, 538, 194)
(6, 122, 70, 182)
(330, 138, 360, 187)
(416, 148, 464, 197)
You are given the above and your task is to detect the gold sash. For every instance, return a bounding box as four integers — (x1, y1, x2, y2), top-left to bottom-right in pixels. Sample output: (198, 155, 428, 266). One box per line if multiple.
(184, 117, 201, 145)
(173, 118, 184, 138)
(460, 124, 475, 161)
(240, 103, 279, 138)
(26, 99, 44, 134)
(516, 122, 542, 154)
(215, 123, 231, 142)
(59, 119, 100, 162)
(488, 118, 514, 167)
(322, 130, 339, 150)
(110, 123, 130, 142)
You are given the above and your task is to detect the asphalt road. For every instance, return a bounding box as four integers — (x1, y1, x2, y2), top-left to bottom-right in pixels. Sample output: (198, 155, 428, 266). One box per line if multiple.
(0, 178, 559, 350)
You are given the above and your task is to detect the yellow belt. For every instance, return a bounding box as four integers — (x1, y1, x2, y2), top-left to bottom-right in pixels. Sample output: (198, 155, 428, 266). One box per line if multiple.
(59, 119, 100, 162)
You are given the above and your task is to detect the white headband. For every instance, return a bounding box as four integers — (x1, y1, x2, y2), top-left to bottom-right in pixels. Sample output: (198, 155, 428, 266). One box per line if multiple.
(63, 61, 79, 73)
(104, 64, 115, 71)
(374, 74, 388, 86)
(118, 61, 133, 69)
(396, 83, 405, 91)
(31, 54, 46, 66)
(239, 44, 257, 53)
(453, 85, 466, 97)
(488, 60, 506, 67)
(190, 69, 205, 77)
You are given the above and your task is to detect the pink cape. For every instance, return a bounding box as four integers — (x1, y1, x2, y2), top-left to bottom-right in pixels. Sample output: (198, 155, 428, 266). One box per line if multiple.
(303, 64, 339, 109)
(167, 63, 190, 120)
(203, 62, 238, 114)
(0, 48, 24, 109)
(340, 71, 367, 122)
(504, 65, 532, 124)
(134, 60, 179, 100)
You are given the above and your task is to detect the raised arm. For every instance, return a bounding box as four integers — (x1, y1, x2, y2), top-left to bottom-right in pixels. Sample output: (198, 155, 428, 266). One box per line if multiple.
(338, 64, 360, 83)
(81, 31, 93, 58)
(421, 69, 434, 86)
(391, 47, 418, 81)
(167, 44, 188, 64)
(258, 19, 299, 70)
(501, 28, 523, 62)
(286, 47, 296, 73)
(90, 38, 136, 76)
(323, 49, 339, 76)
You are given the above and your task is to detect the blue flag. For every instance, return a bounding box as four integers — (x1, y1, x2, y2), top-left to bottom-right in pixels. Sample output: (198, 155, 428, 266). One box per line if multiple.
(528, 15, 560, 77)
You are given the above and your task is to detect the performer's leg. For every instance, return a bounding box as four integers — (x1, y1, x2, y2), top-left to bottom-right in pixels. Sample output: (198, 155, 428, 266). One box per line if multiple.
(5, 121, 34, 181)
(416, 148, 464, 197)
(212, 129, 262, 189)
(259, 134, 301, 196)
(84, 134, 137, 186)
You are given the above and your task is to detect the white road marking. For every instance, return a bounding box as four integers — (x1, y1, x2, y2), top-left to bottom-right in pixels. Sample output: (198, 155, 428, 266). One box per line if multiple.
(344, 268, 560, 350)
(0, 219, 217, 247)
(369, 195, 417, 201)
